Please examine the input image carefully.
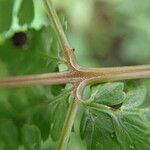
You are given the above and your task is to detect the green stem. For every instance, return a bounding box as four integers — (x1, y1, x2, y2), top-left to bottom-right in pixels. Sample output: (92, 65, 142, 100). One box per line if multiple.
(57, 98, 79, 150)
(43, 0, 70, 49)
(43, 0, 77, 68)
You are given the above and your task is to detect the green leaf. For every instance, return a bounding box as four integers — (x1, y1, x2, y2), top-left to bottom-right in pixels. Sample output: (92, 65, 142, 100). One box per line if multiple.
(0, 0, 14, 33)
(111, 112, 150, 150)
(21, 124, 41, 150)
(81, 81, 150, 150)
(123, 81, 147, 109)
(27, 104, 51, 141)
(80, 110, 119, 150)
(80, 111, 89, 140)
(0, 3, 68, 148)
(81, 106, 150, 150)
(21, 88, 70, 142)
(0, 27, 60, 76)
(50, 91, 70, 141)
(0, 60, 8, 77)
(0, 119, 18, 150)
(90, 82, 126, 106)
(18, 0, 34, 25)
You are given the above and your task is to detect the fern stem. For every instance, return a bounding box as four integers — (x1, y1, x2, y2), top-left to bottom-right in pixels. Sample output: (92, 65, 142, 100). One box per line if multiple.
(57, 97, 79, 150)
(0, 65, 150, 88)
(0, 72, 75, 88)
(43, 0, 77, 69)
(81, 65, 150, 84)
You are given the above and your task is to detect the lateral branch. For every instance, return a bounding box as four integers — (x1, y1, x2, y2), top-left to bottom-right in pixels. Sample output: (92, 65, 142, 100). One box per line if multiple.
(0, 65, 150, 88)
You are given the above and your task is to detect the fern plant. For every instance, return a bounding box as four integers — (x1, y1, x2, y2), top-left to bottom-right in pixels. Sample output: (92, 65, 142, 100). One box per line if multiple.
(0, 0, 150, 150)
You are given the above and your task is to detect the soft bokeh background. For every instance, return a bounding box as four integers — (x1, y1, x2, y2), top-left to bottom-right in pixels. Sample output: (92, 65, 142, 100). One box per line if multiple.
(0, 0, 150, 150)
(53, 0, 150, 66)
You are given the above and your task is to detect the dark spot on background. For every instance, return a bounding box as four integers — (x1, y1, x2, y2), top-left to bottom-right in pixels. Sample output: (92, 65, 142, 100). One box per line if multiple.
(11, 32, 28, 48)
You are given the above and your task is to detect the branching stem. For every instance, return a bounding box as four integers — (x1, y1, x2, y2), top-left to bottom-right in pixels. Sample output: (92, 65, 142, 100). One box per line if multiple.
(0, 0, 150, 150)
(0, 65, 149, 88)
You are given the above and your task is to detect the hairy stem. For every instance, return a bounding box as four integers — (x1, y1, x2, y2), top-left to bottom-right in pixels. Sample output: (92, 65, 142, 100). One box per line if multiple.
(57, 93, 79, 150)
(82, 65, 150, 84)
(58, 85, 79, 150)
(43, 0, 77, 69)
(0, 65, 150, 88)
(0, 72, 74, 88)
